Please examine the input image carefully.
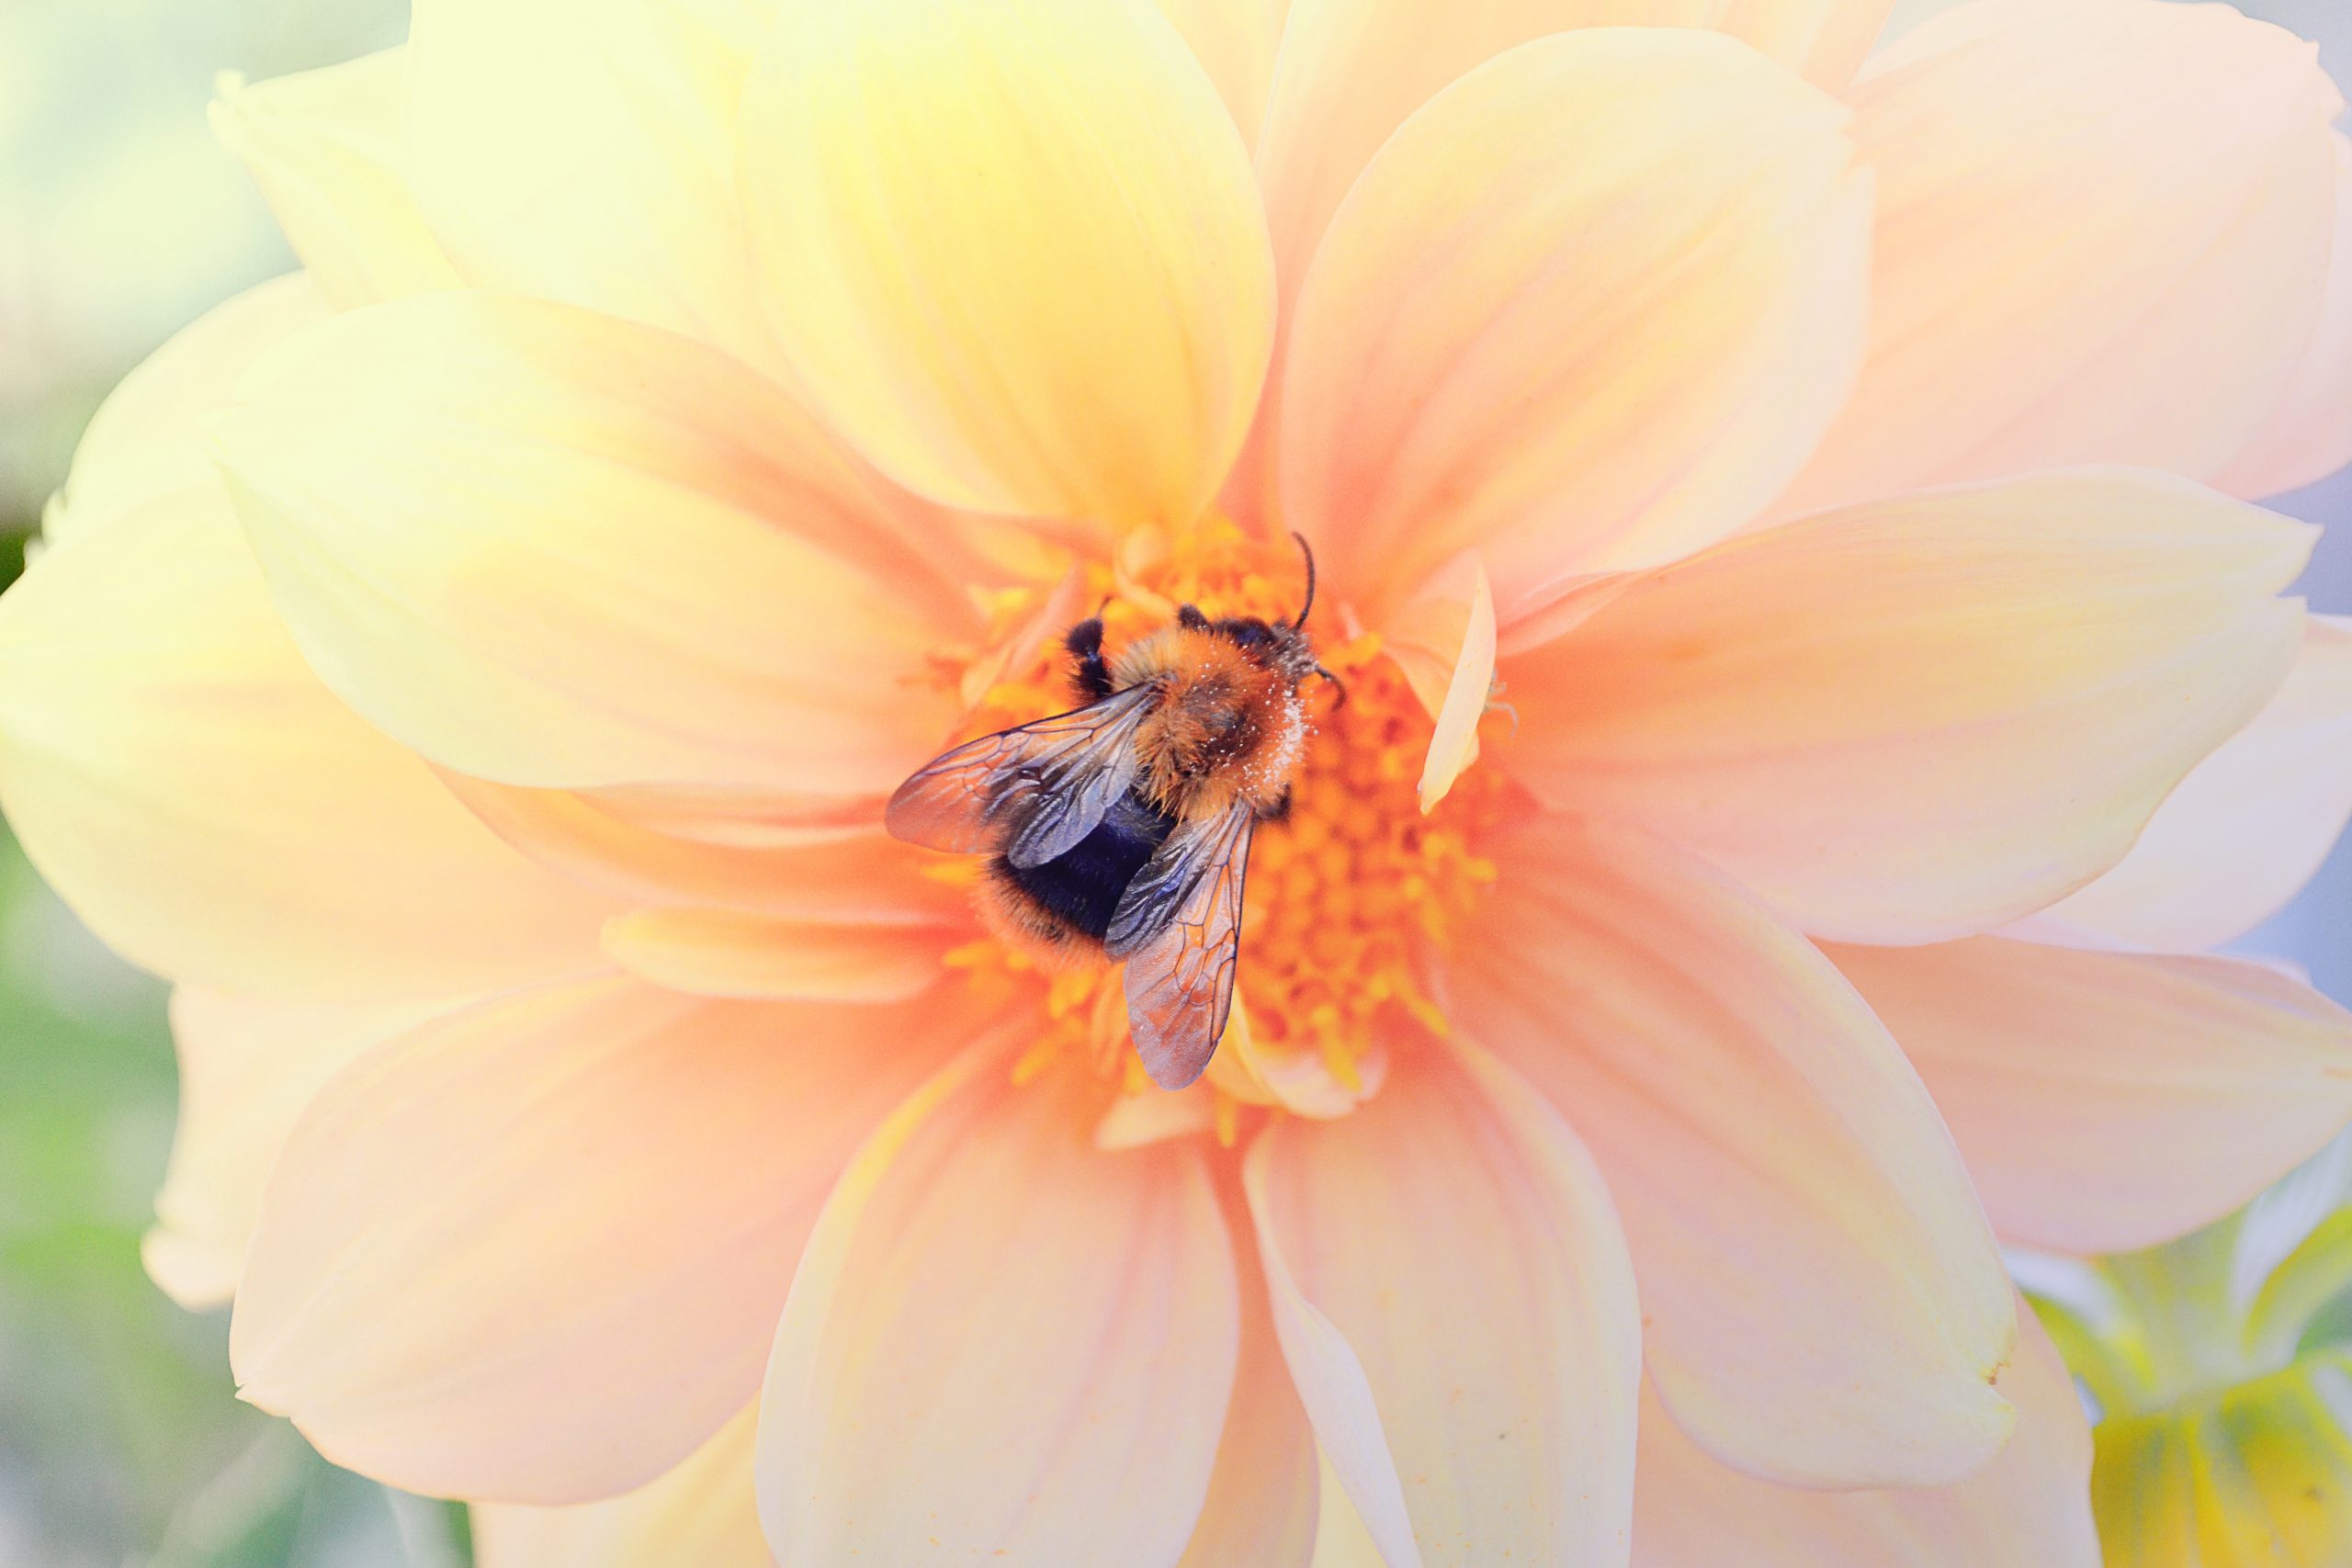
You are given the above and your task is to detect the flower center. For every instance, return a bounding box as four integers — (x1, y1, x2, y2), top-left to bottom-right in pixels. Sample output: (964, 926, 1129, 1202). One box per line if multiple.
(930, 521, 1505, 1130)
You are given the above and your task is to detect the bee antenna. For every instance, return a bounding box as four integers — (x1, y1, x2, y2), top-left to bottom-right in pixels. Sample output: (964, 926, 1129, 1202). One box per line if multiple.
(1288, 531, 1318, 630)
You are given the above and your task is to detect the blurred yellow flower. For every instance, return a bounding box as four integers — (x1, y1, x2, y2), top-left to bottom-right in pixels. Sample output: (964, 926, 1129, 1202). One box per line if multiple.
(1, 1, 2350, 1565)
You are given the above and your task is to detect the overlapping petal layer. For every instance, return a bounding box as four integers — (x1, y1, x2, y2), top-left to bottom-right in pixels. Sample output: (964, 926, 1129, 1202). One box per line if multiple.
(473, 1411, 770, 1568)
(1279, 28, 1869, 620)
(757, 1046, 1238, 1567)
(1832, 938, 2352, 1256)
(1782, 0, 2343, 513)
(232, 979, 959, 1502)
(1453, 818, 2016, 1488)
(1246, 1044, 1641, 1568)
(1506, 471, 2310, 943)
(212, 290, 972, 797)
(740, 0, 1274, 530)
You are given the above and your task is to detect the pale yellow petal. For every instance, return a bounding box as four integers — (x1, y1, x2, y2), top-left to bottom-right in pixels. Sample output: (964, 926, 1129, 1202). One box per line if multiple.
(144, 990, 447, 1310)
(209, 50, 462, 308)
(1507, 470, 2310, 944)
(1832, 938, 2352, 1256)
(601, 908, 949, 1002)
(739, 0, 1274, 528)
(405, 0, 777, 361)
(1454, 817, 2018, 1487)
(1279, 28, 1868, 618)
(1378, 553, 1496, 813)
(757, 1051, 1238, 1565)
(473, 1409, 770, 1568)
(232, 978, 962, 1502)
(1246, 1043, 1642, 1568)
(1155, 0, 1290, 145)
(1781, 0, 2343, 513)
(211, 290, 971, 796)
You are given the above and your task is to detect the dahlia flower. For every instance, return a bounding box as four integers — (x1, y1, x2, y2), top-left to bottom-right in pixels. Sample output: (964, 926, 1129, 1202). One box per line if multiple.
(4, 0, 2351, 1563)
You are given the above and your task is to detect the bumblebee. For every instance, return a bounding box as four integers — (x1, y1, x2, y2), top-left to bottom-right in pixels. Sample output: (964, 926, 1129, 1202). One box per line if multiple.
(886, 541, 1335, 1090)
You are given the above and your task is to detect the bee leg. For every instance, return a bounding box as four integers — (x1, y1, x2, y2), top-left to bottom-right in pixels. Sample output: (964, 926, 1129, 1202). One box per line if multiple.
(1065, 616, 1114, 701)
(1259, 785, 1294, 825)
(1314, 664, 1350, 709)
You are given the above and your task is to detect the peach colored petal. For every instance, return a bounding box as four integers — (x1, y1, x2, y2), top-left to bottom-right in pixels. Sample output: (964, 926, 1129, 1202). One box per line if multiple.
(1245, 1043, 1642, 1568)
(1505, 470, 2310, 944)
(2218, 134, 2352, 500)
(2033, 615, 2352, 953)
(209, 51, 462, 308)
(757, 1049, 1238, 1566)
(739, 0, 1274, 530)
(1178, 1184, 1318, 1568)
(1379, 552, 1496, 813)
(1155, 0, 1290, 145)
(405, 0, 777, 362)
(232, 977, 961, 1502)
(601, 908, 950, 1002)
(1830, 937, 2352, 1257)
(1713, 0, 1897, 87)
(1094, 1081, 1221, 1150)
(144, 990, 447, 1310)
(1780, 0, 2343, 513)
(1280, 28, 1868, 621)
(0, 495, 616, 1001)
(1453, 817, 2016, 1488)
(444, 777, 967, 925)
(473, 1408, 769, 1568)
(211, 290, 973, 797)
(47, 274, 327, 543)
(1631, 1305, 2098, 1568)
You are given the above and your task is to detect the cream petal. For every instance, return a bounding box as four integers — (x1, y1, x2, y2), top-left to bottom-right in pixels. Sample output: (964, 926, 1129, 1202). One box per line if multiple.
(211, 289, 972, 797)
(757, 1051, 1238, 1567)
(739, 0, 1274, 529)
(1280, 28, 1868, 621)
(1155, 0, 1290, 145)
(601, 908, 949, 1002)
(473, 1408, 771, 1568)
(1631, 1305, 2098, 1568)
(1453, 817, 2016, 1487)
(2034, 615, 2352, 953)
(232, 977, 960, 1502)
(0, 496, 616, 1000)
(1830, 937, 2352, 1257)
(1380, 553, 1497, 813)
(144, 990, 448, 1310)
(445, 777, 967, 925)
(210, 50, 462, 308)
(2219, 134, 2352, 500)
(1712, 0, 1897, 87)
(1781, 0, 2343, 513)
(1245, 1043, 1643, 1568)
(404, 0, 777, 361)
(1506, 470, 2310, 944)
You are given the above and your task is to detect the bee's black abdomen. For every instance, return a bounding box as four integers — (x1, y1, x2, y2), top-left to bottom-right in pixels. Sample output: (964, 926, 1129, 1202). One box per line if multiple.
(994, 788, 1176, 942)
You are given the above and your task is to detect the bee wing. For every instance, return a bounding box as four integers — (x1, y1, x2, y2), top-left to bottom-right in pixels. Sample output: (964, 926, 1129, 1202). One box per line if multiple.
(885, 685, 1153, 864)
(1107, 803, 1256, 1090)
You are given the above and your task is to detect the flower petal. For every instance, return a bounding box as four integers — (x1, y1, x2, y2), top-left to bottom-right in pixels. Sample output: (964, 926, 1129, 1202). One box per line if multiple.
(757, 1051, 1238, 1567)
(211, 289, 973, 796)
(1453, 817, 2016, 1487)
(0, 496, 616, 1001)
(1380, 553, 1497, 813)
(232, 977, 960, 1502)
(473, 1409, 769, 1568)
(1780, 0, 2344, 513)
(1713, 0, 1897, 87)
(1245, 1042, 1643, 1568)
(1631, 1304, 2098, 1568)
(1829, 937, 2352, 1256)
(601, 908, 950, 1002)
(404, 0, 775, 359)
(2032, 615, 2352, 953)
(210, 50, 462, 308)
(2219, 133, 2352, 500)
(1280, 28, 1869, 620)
(739, 0, 1275, 528)
(1154, 0, 1290, 145)
(144, 990, 447, 1310)
(1506, 470, 2310, 944)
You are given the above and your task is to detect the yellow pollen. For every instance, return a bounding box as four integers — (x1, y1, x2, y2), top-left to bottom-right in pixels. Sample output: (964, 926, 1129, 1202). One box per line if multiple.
(934, 518, 1508, 1123)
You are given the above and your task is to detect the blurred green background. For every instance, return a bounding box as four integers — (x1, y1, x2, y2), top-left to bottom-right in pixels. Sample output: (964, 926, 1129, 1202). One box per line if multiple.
(1, 2, 2349, 1566)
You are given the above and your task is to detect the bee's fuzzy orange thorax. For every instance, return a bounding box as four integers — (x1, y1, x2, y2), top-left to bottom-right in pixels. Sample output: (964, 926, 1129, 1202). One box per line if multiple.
(1114, 626, 1306, 819)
